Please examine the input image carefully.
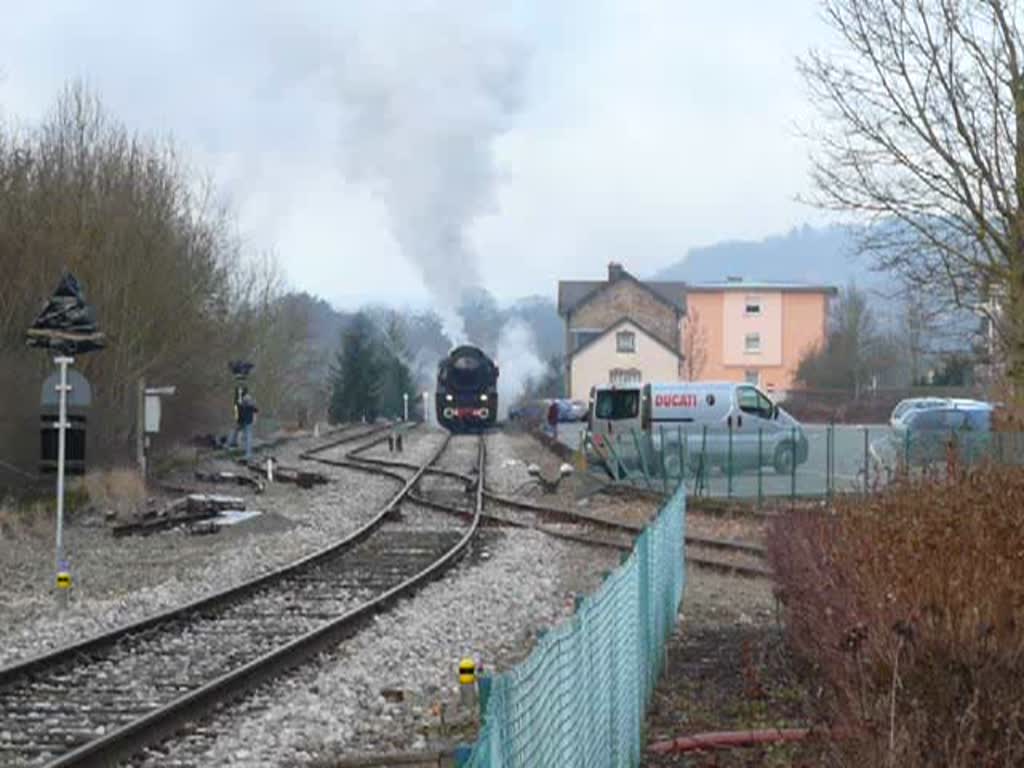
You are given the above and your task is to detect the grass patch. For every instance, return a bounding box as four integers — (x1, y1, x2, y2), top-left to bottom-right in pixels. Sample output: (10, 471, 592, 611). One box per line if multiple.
(76, 468, 145, 518)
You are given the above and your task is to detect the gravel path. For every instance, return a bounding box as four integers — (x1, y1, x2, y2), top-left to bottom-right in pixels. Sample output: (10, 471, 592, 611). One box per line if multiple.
(641, 569, 816, 767)
(0, 432, 405, 668)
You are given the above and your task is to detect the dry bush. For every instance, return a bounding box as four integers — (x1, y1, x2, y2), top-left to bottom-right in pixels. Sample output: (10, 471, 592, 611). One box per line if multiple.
(0, 497, 54, 540)
(0, 82, 316, 477)
(76, 468, 146, 518)
(768, 468, 1024, 767)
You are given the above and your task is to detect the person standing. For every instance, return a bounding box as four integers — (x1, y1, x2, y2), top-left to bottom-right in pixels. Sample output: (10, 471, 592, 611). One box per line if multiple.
(547, 399, 560, 441)
(230, 385, 246, 448)
(238, 393, 259, 459)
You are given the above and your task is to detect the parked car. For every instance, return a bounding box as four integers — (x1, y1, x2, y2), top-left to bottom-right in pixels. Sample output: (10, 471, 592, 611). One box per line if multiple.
(561, 399, 589, 422)
(891, 403, 994, 465)
(889, 397, 990, 430)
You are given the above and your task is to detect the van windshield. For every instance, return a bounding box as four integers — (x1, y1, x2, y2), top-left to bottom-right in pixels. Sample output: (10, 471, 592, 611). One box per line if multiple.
(595, 390, 639, 419)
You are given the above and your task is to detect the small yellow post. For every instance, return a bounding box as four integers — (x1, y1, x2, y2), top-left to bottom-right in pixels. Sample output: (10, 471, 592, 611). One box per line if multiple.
(458, 657, 477, 708)
(56, 571, 72, 590)
(574, 429, 588, 473)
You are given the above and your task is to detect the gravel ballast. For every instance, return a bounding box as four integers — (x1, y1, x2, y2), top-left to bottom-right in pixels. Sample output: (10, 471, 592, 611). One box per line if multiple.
(0, 431, 426, 668)
(123, 431, 622, 766)
(137, 525, 619, 767)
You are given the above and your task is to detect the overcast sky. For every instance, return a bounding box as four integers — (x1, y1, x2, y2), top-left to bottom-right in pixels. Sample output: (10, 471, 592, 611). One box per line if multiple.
(1, 1, 832, 310)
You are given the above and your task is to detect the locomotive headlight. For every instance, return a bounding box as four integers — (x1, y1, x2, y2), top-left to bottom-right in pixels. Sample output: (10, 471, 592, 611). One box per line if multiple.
(445, 394, 453, 402)
(480, 394, 488, 402)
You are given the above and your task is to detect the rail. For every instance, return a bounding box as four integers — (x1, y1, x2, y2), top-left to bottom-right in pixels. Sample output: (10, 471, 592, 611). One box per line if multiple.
(0, 429, 484, 767)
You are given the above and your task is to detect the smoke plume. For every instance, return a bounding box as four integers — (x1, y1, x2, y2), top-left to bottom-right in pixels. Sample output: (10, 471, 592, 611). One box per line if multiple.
(333, 4, 526, 342)
(496, 318, 545, 419)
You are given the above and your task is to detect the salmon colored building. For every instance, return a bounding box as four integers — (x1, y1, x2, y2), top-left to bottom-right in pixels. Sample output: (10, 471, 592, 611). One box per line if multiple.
(559, 265, 835, 400)
(685, 280, 837, 393)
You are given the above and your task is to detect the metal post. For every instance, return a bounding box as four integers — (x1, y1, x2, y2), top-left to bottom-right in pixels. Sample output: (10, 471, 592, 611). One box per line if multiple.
(790, 426, 797, 502)
(632, 429, 654, 491)
(677, 425, 684, 489)
(659, 426, 668, 495)
(727, 422, 734, 498)
(826, 424, 832, 500)
(54, 356, 73, 605)
(864, 427, 870, 494)
(757, 428, 763, 505)
(698, 425, 708, 496)
(136, 377, 146, 478)
(403, 393, 409, 422)
(422, 392, 429, 425)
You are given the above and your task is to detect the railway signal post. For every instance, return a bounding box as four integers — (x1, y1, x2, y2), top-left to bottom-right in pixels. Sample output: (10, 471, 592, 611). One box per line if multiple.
(52, 355, 74, 605)
(26, 270, 105, 609)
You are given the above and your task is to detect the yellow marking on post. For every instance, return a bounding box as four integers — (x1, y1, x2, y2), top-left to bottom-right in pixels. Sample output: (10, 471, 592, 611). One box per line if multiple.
(458, 657, 476, 686)
(56, 572, 72, 590)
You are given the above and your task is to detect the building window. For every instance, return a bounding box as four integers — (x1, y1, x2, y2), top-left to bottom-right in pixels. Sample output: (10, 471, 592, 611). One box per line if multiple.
(744, 296, 761, 316)
(744, 332, 761, 353)
(745, 369, 760, 385)
(609, 368, 642, 385)
(616, 330, 636, 353)
(571, 329, 602, 351)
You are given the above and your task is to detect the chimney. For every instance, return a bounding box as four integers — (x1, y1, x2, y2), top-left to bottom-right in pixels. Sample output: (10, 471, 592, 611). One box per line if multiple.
(726, 275, 743, 283)
(608, 262, 625, 282)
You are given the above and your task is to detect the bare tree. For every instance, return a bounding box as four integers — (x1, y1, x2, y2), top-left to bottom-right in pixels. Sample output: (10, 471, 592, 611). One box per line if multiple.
(797, 283, 889, 394)
(901, 290, 940, 384)
(802, 0, 1024, 388)
(682, 307, 709, 380)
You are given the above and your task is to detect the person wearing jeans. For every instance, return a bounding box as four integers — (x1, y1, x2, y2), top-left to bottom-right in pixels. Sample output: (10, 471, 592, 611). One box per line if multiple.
(238, 393, 259, 459)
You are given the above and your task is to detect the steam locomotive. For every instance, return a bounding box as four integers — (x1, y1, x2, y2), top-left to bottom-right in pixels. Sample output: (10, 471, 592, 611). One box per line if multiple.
(436, 345, 499, 432)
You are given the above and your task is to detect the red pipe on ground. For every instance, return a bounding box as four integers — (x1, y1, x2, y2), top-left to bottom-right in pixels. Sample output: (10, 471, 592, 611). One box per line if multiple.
(647, 727, 811, 754)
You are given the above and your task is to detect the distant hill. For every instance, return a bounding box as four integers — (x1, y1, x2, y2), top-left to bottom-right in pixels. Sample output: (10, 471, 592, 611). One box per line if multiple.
(650, 224, 888, 290)
(650, 223, 979, 350)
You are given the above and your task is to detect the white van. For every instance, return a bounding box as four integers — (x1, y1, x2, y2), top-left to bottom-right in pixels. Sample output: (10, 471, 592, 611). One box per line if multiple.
(589, 381, 808, 474)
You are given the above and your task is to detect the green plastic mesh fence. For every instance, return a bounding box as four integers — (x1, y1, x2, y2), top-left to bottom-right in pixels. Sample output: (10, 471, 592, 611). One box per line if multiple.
(464, 482, 686, 767)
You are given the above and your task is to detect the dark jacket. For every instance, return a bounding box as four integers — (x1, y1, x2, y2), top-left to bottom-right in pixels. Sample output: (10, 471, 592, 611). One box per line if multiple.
(238, 397, 259, 427)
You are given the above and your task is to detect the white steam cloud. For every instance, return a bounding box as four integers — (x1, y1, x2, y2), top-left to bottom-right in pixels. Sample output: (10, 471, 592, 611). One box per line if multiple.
(496, 318, 545, 419)
(333, 4, 526, 343)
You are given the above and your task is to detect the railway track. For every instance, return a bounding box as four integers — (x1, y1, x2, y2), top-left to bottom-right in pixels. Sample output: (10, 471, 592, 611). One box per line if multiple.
(0, 430, 484, 768)
(345, 436, 773, 579)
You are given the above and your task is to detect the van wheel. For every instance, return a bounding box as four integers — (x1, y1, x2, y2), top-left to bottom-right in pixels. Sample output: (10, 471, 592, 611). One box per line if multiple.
(773, 443, 795, 474)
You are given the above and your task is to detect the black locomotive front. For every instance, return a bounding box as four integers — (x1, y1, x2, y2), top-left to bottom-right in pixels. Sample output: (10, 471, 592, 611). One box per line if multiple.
(436, 345, 499, 432)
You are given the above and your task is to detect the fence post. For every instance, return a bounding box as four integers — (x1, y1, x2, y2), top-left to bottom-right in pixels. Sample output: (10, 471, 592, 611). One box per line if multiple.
(727, 422, 734, 499)
(864, 427, 870, 495)
(606, 434, 625, 482)
(697, 425, 708, 496)
(825, 423, 832, 500)
(660, 425, 668, 496)
(790, 426, 797, 502)
(757, 428, 763, 506)
(677, 425, 685, 491)
(632, 429, 655, 491)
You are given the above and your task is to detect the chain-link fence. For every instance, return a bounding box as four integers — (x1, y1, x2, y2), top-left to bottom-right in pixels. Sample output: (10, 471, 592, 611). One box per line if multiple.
(463, 482, 686, 767)
(587, 425, 1024, 501)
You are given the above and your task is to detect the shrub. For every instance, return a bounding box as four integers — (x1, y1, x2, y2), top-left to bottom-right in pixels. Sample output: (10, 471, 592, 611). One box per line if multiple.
(77, 468, 146, 518)
(768, 467, 1024, 767)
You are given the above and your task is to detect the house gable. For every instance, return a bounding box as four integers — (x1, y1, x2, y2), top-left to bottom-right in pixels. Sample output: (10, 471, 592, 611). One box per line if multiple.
(568, 319, 682, 400)
(570, 277, 682, 353)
